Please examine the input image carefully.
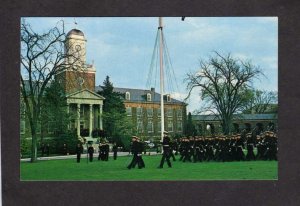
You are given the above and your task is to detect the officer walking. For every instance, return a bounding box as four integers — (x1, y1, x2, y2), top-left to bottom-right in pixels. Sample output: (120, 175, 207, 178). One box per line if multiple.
(158, 131, 172, 168)
(127, 136, 139, 169)
(88, 144, 94, 162)
(75, 143, 83, 163)
(112, 142, 118, 160)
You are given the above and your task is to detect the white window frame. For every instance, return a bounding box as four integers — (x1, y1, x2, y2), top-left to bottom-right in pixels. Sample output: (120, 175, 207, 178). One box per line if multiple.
(157, 120, 161, 132)
(168, 120, 173, 132)
(125, 92, 130, 100)
(157, 108, 161, 117)
(137, 118, 143, 133)
(126, 107, 132, 116)
(167, 108, 173, 117)
(167, 95, 171, 102)
(137, 107, 143, 117)
(147, 93, 151, 101)
(147, 119, 153, 133)
(177, 120, 182, 132)
(147, 108, 153, 117)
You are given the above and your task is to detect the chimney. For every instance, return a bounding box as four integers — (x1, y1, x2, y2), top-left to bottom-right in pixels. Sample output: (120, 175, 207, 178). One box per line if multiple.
(151, 87, 155, 92)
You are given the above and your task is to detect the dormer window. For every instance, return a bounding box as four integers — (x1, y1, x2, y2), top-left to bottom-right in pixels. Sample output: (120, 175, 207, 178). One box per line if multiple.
(167, 95, 171, 102)
(125, 92, 130, 100)
(147, 93, 151, 101)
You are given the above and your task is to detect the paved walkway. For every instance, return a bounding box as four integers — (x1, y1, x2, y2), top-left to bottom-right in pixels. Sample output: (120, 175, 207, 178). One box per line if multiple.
(20, 152, 161, 162)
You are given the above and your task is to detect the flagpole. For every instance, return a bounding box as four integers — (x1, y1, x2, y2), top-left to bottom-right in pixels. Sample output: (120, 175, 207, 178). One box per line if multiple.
(159, 17, 164, 142)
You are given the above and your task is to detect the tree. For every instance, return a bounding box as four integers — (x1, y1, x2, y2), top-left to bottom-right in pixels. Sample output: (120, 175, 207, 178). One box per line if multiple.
(185, 112, 196, 136)
(242, 90, 278, 114)
(20, 19, 83, 162)
(185, 52, 263, 135)
(40, 80, 69, 139)
(97, 76, 133, 146)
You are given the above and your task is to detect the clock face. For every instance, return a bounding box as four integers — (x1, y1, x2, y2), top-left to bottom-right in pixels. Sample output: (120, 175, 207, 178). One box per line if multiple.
(75, 45, 81, 51)
(77, 77, 85, 86)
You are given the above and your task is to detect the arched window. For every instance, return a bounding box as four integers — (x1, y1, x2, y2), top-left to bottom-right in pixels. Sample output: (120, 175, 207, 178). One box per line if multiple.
(167, 95, 171, 102)
(147, 93, 151, 101)
(125, 92, 130, 100)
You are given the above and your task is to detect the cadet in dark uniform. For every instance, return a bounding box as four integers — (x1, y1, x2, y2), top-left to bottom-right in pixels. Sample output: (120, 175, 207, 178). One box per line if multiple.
(104, 141, 109, 161)
(88, 144, 94, 162)
(246, 133, 256, 161)
(45, 144, 50, 156)
(136, 137, 145, 168)
(62, 143, 69, 155)
(127, 136, 139, 169)
(75, 143, 83, 163)
(112, 142, 118, 160)
(98, 142, 103, 160)
(158, 131, 172, 168)
(170, 139, 176, 161)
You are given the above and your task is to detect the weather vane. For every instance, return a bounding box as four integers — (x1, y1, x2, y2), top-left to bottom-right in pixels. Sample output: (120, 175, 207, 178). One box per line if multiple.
(74, 18, 78, 29)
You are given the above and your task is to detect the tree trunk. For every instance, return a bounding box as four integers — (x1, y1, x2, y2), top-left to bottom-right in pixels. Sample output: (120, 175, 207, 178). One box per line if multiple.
(30, 133, 38, 162)
(30, 120, 38, 162)
(222, 116, 232, 135)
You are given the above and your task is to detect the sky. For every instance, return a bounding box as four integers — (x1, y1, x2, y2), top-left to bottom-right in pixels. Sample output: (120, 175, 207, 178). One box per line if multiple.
(23, 17, 278, 113)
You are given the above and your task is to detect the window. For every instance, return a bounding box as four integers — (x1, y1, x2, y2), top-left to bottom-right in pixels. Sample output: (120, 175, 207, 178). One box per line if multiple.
(126, 107, 132, 116)
(137, 107, 143, 117)
(147, 93, 151, 101)
(147, 108, 153, 117)
(147, 119, 153, 133)
(20, 120, 25, 134)
(167, 95, 171, 102)
(177, 120, 182, 132)
(125, 92, 130, 100)
(157, 108, 161, 117)
(168, 120, 173, 132)
(167, 108, 173, 117)
(157, 120, 161, 132)
(137, 118, 143, 133)
(177, 109, 182, 118)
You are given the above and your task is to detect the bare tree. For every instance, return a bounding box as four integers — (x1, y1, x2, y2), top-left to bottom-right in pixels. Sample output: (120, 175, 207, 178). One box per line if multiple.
(185, 52, 263, 135)
(20, 19, 84, 162)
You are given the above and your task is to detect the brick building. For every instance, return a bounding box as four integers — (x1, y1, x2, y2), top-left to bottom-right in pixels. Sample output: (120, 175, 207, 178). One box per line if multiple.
(95, 86, 187, 141)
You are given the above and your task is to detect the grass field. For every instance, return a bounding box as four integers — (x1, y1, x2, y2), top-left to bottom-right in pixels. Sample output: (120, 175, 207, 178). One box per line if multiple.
(20, 155, 278, 181)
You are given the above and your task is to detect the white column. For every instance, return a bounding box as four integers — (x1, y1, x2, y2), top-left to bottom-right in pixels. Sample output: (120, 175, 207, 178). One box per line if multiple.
(89, 104, 93, 137)
(99, 104, 103, 130)
(77, 104, 81, 137)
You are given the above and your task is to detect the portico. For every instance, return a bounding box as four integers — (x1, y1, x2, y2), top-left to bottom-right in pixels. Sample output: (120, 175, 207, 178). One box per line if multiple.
(66, 89, 105, 140)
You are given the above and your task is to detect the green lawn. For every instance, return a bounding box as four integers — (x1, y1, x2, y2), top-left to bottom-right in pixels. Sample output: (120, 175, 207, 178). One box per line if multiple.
(20, 155, 278, 181)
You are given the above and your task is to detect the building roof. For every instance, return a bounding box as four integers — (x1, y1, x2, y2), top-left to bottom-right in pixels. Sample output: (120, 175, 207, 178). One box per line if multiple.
(67, 29, 84, 37)
(192, 113, 277, 121)
(95, 86, 186, 105)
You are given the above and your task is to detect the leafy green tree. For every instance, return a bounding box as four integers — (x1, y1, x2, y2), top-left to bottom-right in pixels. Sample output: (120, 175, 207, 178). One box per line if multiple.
(185, 52, 263, 135)
(40, 80, 69, 140)
(97, 76, 132, 146)
(242, 90, 278, 114)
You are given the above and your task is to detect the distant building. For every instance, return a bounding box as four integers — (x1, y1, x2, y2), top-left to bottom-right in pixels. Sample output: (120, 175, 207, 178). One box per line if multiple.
(192, 113, 277, 136)
(96, 86, 188, 141)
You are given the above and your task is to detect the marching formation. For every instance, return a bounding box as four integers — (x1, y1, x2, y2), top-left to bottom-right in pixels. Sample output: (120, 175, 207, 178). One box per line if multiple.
(69, 130, 277, 167)
(176, 131, 277, 163)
